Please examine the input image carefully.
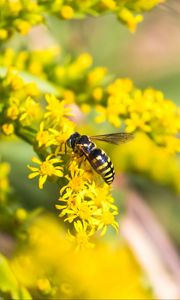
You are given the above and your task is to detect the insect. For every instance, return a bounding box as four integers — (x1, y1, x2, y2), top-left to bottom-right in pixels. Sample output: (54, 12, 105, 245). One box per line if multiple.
(66, 132, 134, 185)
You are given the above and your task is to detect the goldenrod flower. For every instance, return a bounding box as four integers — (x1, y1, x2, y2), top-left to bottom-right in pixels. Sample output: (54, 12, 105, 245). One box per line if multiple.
(36, 122, 55, 148)
(119, 8, 143, 33)
(44, 94, 73, 125)
(0, 28, 8, 40)
(97, 202, 119, 236)
(60, 5, 74, 20)
(28, 155, 63, 189)
(20, 96, 41, 124)
(36, 278, 52, 295)
(68, 220, 95, 251)
(101, 0, 116, 10)
(61, 166, 91, 194)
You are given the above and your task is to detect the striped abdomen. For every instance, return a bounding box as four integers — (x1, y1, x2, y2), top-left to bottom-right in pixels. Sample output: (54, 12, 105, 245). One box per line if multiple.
(88, 148, 115, 184)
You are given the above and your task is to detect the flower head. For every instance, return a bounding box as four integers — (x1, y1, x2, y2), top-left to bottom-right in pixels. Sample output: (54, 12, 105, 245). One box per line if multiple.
(28, 155, 63, 189)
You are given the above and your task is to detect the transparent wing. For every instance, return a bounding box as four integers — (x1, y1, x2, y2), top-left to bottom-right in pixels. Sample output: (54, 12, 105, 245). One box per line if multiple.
(90, 133, 134, 145)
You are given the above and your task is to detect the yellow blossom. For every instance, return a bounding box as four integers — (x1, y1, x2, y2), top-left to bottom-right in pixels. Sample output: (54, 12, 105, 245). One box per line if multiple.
(25, 83, 40, 97)
(76, 53, 93, 69)
(8, 0, 22, 14)
(1, 123, 14, 135)
(36, 122, 55, 148)
(63, 89, 75, 103)
(125, 112, 151, 132)
(6, 104, 19, 120)
(68, 220, 95, 251)
(28, 155, 63, 189)
(88, 67, 107, 86)
(60, 5, 74, 19)
(15, 208, 27, 222)
(44, 94, 73, 125)
(36, 278, 52, 295)
(97, 203, 119, 236)
(101, 0, 116, 10)
(6, 72, 24, 91)
(61, 167, 90, 194)
(48, 118, 75, 149)
(20, 96, 41, 124)
(119, 8, 143, 33)
(15, 19, 32, 35)
(0, 28, 8, 39)
(92, 87, 103, 102)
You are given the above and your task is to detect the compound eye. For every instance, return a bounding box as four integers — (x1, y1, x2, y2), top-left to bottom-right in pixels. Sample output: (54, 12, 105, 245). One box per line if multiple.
(66, 138, 72, 148)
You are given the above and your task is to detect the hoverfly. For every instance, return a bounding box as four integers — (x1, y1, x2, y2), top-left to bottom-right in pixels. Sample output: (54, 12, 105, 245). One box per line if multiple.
(66, 132, 134, 184)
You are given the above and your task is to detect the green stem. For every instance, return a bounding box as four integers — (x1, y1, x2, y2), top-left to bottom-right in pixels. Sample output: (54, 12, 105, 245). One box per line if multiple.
(15, 126, 37, 146)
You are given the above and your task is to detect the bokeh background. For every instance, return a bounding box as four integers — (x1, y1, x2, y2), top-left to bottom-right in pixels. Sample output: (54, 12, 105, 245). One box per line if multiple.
(0, 0, 180, 299)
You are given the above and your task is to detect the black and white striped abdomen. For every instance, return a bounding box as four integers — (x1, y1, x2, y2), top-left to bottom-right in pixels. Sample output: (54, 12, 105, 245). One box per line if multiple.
(88, 148, 115, 184)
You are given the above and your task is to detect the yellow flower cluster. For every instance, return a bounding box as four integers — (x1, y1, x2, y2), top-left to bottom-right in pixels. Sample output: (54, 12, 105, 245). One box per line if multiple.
(56, 158, 118, 247)
(95, 78, 180, 153)
(1, 45, 180, 246)
(112, 132, 180, 194)
(2, 49, 179, 155)
(0, 70, 40, 136)
(0, 0, 164, 40)
(0, 0, 43, 40)
(0, 69, 119, 246)
(9, 216, 154, 299)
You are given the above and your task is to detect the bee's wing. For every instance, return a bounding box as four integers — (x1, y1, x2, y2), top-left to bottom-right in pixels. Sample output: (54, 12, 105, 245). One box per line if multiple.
(90, 133, 134, 145)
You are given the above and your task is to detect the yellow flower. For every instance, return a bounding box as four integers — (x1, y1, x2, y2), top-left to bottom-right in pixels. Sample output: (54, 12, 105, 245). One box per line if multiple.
(15, 208, 27, 222)
(0, 28, 8, 40)
(6, 104, 19, 120)
(76, 53, 93, 69)
(107, 78, 133, 94)
(36, 122, 55, 148)
(119, 8, 143, 33)
(60, 5, 74, 19)
(15, 19, 32, 35)
(62, 196, 101, 226)
(92, 87, 103, 102)
(28, 155, 63, 189)
(88, 67, 107, 86)
(95, 105, 121, 127)
(8, 0, 22, 14)
(44, 94, 73, 125)
(68, 220, 95, 251)
(25, 82, 40, 97)
(48, 119, 75, 153)
(97, 202, 119, 236)
(1, 123, 14, 135)
(101, 0, 116, 10)
(6, 71, 24, 91)
(125, 112, 151, 132)
(20, 96, 41, 124)
(36, 278, 51, 295)
(63, 89, 75, 103)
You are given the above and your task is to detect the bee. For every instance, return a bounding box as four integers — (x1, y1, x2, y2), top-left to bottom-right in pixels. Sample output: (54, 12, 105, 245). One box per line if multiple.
(66, 132, 134, 185)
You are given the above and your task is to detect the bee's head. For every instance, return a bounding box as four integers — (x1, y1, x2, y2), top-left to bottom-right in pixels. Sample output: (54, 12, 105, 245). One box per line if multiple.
(66, 132, 81, 150)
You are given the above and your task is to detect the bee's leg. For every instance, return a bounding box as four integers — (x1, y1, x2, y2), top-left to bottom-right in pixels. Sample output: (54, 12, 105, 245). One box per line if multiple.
(64, 142, 67, 154)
